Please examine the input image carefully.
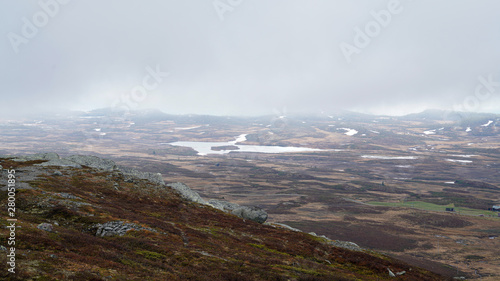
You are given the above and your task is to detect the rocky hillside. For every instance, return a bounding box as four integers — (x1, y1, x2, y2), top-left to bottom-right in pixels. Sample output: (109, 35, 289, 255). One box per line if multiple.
(0, 154, 448, 280)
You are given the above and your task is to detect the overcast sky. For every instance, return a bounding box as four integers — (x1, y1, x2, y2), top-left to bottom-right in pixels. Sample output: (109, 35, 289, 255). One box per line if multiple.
(1, 0, 500, 118)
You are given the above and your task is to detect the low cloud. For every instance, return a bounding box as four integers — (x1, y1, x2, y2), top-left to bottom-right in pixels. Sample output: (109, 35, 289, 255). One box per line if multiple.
(1, 0, 499, 118)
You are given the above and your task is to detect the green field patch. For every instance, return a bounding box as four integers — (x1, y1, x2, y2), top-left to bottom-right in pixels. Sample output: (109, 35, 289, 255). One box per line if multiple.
(368, 201, 498, 217)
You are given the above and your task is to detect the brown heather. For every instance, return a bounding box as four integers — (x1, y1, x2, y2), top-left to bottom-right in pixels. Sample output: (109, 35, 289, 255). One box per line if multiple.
(0, 158, 448, 280)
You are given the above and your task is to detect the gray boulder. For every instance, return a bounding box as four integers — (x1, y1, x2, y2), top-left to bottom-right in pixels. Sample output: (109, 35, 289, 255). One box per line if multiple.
(207, 199, 239, 211)
(64, 155, 117, 171)
(37, 223, 54, 232)
(56, 193, 79, 199)
(167, 182, 206, 204)
(266, 222, 302, 232)
(13, 152, 60, 162)
(388, 268, 396, 277)
(328, 240, 362, 251)
(31, 155, 166, 186)
(36, 159, 82, 168)
(95, 221, 157, 237)
(207, 199, 268, 223)
(118, 166, 165, 185)
(231, 206, 268, 224)
(306, 231, 363, 251)
(52, 170, 64, 176)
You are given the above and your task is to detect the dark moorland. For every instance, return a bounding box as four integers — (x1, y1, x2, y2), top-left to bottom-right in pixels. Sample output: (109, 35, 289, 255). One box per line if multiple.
(0, 157, 446, 280)
(1, 109, 499, 279)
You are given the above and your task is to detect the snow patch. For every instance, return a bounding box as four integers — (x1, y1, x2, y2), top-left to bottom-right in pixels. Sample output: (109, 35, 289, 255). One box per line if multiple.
(175, 125, 202, 130)
(481, 120, 493, 127)
(424, 129, 436, 135)
(362, 155, 418, 160)
(339, 128, 358, 136)
(446, 159, 472, 164)
(229, 134, 248, 144)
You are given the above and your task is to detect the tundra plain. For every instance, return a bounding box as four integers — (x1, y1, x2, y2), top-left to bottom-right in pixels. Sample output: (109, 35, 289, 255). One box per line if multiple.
(1, 109, 499, 279)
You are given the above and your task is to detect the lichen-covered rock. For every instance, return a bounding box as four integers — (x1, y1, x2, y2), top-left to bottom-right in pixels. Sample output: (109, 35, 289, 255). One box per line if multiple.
(94, 221, 157, 237)
(388, 268, 396, 277)
(52, 170, 63, 176)
(231, 206, 268, 224)
(56, 193, 79, 199)
(266, 222, 302, 232)
(208, 199, 268, 224)
(37, 159, 82, 168)
(118, 166, 165, 185)
(13, 152, 61, 162)
(64, 155, 117, 171)
(167, 182, 206, 204)
(37, 223, 54, 232)
(328, 240, 362, 251)
(207, 199, 239, 211)
(306, 231, 363, 251)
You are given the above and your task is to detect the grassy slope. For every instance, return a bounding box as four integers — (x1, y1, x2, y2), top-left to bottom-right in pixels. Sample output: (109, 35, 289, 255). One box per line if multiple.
(0, 158, 447, 280)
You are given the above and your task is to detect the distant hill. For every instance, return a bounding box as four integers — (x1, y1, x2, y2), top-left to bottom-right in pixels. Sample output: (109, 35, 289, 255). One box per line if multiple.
(401, 109, 499, 121)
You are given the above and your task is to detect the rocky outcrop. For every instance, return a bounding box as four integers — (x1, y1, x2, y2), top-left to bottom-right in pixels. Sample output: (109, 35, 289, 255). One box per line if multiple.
(231, 206, 268, 224)
(328, 240, 362, 252)
(307, 231, 362, 251)
(13, 152, 60, 162)
(13, 153, 164, 185)
(206, 199, 239, 211)
(37, 159, 82, 168)
(167, 182, 206, 204)
(268, 223, 363, 252)
(55, 192, 79, 199)
(52, 170, 64, 176)
(34, 154, 117, 169)
(118, 166, 165, 185)
(265, 222, 302, 232)
(0, 152, 66, 163)
(37, 223, 54, 232)
(65, 155, 118, 171)
(94, 221, 157, 237)
(207, 199, 268, 224)
(5, 153, 269, 224)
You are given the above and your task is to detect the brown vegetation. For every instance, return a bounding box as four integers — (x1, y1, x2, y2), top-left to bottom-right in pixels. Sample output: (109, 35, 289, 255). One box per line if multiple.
(0, 159, 447, 280)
